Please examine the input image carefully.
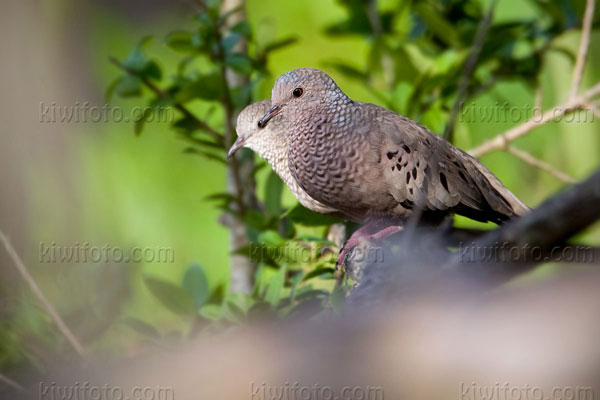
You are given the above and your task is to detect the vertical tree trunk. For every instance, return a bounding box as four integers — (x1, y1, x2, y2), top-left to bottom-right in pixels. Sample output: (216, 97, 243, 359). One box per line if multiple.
(221, 0, 255, 293)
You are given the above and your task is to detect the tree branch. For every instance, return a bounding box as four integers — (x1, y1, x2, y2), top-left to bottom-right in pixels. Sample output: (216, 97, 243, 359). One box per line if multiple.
(469, 82, 600, 157)
(108, 57, 224, 144)
(443, 0, 497, 142)
(506, 145, 575, 183)
(0, 230, 86, 358)
(569, 0, 596, 100)
(347, 168, 600, 306)
(220, 0, 256, 294)
(448, 167, 600, 285)
(0, 373, 25, 393)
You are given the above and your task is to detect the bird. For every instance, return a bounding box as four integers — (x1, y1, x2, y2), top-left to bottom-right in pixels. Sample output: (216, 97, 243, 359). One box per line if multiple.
(229, 99, 338, 215)
(250, 68, 530, 265)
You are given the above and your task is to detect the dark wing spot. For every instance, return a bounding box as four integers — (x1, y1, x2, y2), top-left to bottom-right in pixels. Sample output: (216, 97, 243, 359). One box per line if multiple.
(391, 166, 395, 171)
(402, 145, 411, 154)
(424, 165, 431, 179)
(396, 163, 402, 171)
(458, 170, 468, 182)
(409, 188, 413, 195)
(440, 173, 449, 192)
(412, 168, 417, 180)
(400, 199, 414, 209)
(406, 172, 410, 184)
(386, 151, 399, 160)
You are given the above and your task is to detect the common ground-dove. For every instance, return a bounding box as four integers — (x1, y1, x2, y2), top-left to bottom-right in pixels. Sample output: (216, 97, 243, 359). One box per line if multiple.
(229, 99, 337, 215)
(257, 68, 529, 226)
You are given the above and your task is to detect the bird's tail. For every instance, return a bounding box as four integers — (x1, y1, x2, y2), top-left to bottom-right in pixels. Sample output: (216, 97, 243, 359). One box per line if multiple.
(473, 162, 530, 217)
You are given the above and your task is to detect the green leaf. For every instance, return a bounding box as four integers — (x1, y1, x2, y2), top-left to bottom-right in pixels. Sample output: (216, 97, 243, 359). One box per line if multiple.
(221, 33, 241, 55)
(264, 171, 283, 216)
(207, 283, 226, 305)
(263, 37, 298, 53)
(123, 36, 153, 72)
(391, 82, 414, 115)
(183, 147, 227, 165)
(134, 116, 145, 136)
(165, 31, 194, 53)
(198, 304, 223, 321)
(413, 3, 460, 47)
(133, 107, 153, 136)
(144, 277, 195, 316)
(141, 61, 162, 80)
(230, 84, 252, 109)
(244, 210, 268, 230)
(265, 265, 286, 307)
(182, 264, 210, 309)
(285, 204, 342, 226)
(230, 21, 252, 39)
(115, 75, 142, 98)
(174, 73, 224, 102)
(225, 54, 253, 75)
(173, 116, 200, 132)
(258, 230, 285, 247)
(123, 318, 161, 339)
(328, 62, 367, 81)
(204, 192, 237, 203)
(303, 267, 335, 282)
(105, 77, 121, 102)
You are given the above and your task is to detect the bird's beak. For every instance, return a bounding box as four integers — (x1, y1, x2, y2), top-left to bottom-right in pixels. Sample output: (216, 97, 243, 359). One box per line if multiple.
(227, 136, 246, 159)
(258, 104, 282, 128)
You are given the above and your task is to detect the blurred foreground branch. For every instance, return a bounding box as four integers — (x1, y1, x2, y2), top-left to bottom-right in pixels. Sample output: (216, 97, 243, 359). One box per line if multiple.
(348, 168, 600, 306)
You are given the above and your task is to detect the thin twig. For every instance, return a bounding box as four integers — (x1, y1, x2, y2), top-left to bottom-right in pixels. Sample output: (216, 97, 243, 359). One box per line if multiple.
(0, 231, 86, 358)
(469, 82, 600, 157)
(534, 86, 543, 111)
(0, 373, 25, 393)
(569, 0, 596, 100)
(506, 145, 576, 183)
(366, 0, 382, 37)
(584, 103, 600, 120)
(108, 57, 224, 144)
(443, 0, 497, 141)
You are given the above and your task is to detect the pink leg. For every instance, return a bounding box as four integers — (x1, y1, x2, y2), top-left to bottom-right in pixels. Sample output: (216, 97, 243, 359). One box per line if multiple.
(335, 221, 403, 269)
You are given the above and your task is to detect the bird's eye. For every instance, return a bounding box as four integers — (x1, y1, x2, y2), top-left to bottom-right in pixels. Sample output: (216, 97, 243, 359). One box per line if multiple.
(292, 88, 303, 98)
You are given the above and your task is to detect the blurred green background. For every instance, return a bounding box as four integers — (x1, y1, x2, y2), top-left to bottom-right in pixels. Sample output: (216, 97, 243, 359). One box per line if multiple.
(1, 0, 599, 377)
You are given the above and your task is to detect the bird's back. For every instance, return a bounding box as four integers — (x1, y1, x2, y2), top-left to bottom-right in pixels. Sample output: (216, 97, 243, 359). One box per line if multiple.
(288, 101, 529, 224)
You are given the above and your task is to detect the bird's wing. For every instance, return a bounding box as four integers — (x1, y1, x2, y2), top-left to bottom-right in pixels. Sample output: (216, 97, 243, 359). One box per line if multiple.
(363, 103, 528, 223)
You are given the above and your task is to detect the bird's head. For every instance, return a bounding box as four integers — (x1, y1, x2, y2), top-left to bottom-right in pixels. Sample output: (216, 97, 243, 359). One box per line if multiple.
(258, 68, 350, 128)
(228, 100, 287, 160)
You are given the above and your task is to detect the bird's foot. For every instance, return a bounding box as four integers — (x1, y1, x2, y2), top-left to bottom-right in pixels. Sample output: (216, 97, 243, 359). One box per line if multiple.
(335, 223, 403, 270)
